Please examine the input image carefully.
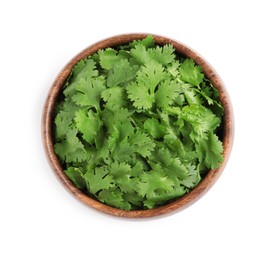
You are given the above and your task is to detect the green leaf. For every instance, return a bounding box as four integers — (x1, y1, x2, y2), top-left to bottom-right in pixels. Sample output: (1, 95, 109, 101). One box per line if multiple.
(130, 44, 151, 65)
(84, 166, 114, 194)
(179, 59, 204, 87)
(167, 60, 180, 78)
(195, 133, 224, 169)
(143, 185, 185, 209)
(129, 130, 155, 157)
(137, 61, 167, 93)
(137, 166, 175, 198)
(98, 48, 120, 70)
(129, 35, 154, 48)
(149, 44, 175, 65)
(107, 59, 138, 87)
(179, 164, 201, 188)
(54, 127, 87, 163)
(98, 188, 131, 210)
(54, 112, 72, 140)
(101, 87, 127, 109)
(126, 81, 153, 110)
(64, 59, 98, 97)
(181, 104, 221, 137)
(65, 167, 86, 190)
(74, 109, 102, 143)
(126, 61, 167, 109)
(180, 83, 203, 105)
(143, 118, 167, 139)
(113, 138, 134, 163)
(109, 162, 137, 193)
(72, 77, 106, 109)
(155, 79, 181, 109)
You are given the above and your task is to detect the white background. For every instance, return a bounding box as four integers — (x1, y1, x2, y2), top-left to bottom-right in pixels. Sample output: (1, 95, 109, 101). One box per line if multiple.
(1, 0, 276, 259)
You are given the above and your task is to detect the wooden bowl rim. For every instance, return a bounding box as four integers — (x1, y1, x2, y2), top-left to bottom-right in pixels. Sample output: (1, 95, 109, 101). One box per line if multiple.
(42, 33, 234, 218)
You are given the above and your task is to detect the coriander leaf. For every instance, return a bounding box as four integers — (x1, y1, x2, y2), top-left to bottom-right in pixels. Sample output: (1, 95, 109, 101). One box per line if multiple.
(54, 112, 72, 140)
(179, 164, 201, 188)
(126, 81, 153, 110)
(155, 79, 181, 109)
(57, 99, 81, 119)
(129, 130, 155, 157)
(167, 60, 180, 78)
(101, 87, 127, 109)
(98, 188, 131, 210)
(65, 167, 86, 190)
(180, 83, 203, 105)
(72, 78, 106, 109)
(143, 186, 185, 209)
(107, 59, 138, 87)
(54, 127, 87, 163)
(149, 44, 175, 65)
(181, 104, 221, 137)
(143, 118, 167, 139)
(113, 137, 134, 163)
(130, 44, 151, 65)
(195, 132, 224, 169)
(98, 48, 120, 70)
(84, 166, 114, 194)
(130, 35, 154, 48)
(64, 59, 98, 97)
(179, 59, 204, 87)
(150, 147, 172, 166)
(74, 109, 102, 143)
(126, 61, 166, 109)
(123, 192, 143, 208)
(137, 167, 175, 198)
(102, 107, 134, 136)
(137, 61, 167, 92)
(109, 162, 137, 193)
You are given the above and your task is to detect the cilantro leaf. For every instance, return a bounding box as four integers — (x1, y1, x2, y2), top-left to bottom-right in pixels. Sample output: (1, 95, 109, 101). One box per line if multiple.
(98, 48, 120, 70)
(107, 59, 138, 87)
(149, 44, 175, 65)
(98, 188, 131, 210)
(195, 133, 224, 169)
(181, 104, 221, 137)
(101, 87, 127, 109)
(84, 167, 114, 195)
(137, 166, 175, 198)
(155, 79, 181, 109)
(179, 59, 204, 87)
(54, 112, 72, 140)
(109, 162, 138, 193)
(143, 118, 167, 139)
(65, 167, 86, 189)
(72, 78, 106, 109)
(54, 127, 87, 163)
(74, 109, 102, 144)
(126, 61, 166, 109)
(129, 130, 155, 157)
(130, 44, 151, 65)
(129, 35, 154, 48)
(64, 59, 98, 97)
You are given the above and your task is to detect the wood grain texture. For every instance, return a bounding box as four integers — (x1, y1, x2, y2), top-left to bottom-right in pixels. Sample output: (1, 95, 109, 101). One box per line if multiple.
(42, 33, 234, 218)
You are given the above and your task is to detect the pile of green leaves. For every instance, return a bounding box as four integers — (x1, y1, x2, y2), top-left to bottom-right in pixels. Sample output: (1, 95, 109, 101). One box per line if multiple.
(53, 35, 224, 210)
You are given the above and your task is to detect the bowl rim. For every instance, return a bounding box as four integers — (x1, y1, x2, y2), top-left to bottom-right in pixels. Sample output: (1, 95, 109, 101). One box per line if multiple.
(42, 33, 234, 218)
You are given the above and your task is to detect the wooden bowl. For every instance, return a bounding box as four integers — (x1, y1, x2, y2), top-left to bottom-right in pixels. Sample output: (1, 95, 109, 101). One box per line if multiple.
(42, 33, 234, 218)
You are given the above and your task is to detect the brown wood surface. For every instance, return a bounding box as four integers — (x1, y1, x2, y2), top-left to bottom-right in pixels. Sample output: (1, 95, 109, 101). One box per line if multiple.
(42, 33, 234, 218)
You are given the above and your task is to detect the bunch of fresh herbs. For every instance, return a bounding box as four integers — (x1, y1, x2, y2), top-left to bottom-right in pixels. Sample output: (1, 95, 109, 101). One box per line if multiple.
(53, 36, 224, 210)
